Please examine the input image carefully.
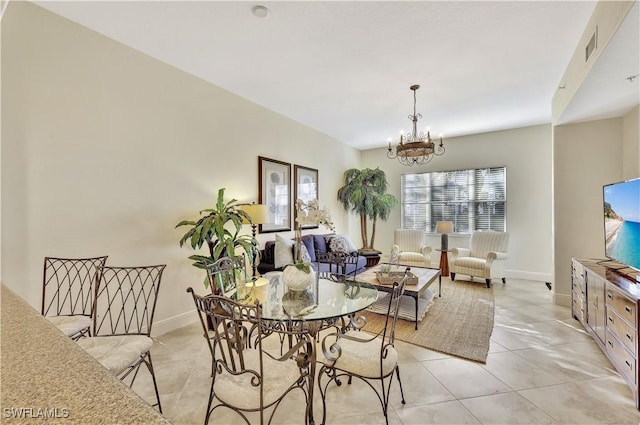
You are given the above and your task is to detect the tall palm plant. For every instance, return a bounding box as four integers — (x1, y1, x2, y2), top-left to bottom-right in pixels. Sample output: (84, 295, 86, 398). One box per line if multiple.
(337, 168, 397, 251)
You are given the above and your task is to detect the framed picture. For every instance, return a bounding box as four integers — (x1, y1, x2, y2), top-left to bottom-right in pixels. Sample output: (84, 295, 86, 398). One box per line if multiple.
(258, 156, 291, 233)
(294, 165, 319, 229)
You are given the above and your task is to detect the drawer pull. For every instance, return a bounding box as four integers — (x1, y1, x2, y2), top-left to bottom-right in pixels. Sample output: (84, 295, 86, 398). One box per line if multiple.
(626, 360, 633, 369)
(608, 316, 614, 323)
(627, 333, 633, 341)
(608, 340, 613, 348)
(608, 293, 613, 300)
(625, 306, 632, 314)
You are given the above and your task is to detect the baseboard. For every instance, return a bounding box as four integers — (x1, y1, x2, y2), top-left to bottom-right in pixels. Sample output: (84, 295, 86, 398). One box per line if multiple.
(552, 292, 571, 307)
(506, 269, 552, 282)
(152, 310, 198, 337)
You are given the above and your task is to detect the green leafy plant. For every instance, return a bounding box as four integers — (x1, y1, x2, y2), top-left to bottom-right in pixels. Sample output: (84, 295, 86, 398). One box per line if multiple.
(337, 168, 397, 252)
(176, 188, 257, 289)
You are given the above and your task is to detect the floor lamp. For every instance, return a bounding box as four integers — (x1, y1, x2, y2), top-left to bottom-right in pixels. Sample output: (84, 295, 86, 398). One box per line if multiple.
(238, 203, 269, 278)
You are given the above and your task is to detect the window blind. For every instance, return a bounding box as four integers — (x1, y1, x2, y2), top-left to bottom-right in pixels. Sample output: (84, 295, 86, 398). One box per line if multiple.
(401, 166, 506, 233)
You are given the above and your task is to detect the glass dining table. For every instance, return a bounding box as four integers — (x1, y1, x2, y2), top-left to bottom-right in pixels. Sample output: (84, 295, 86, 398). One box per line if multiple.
(239, 275, 379, 425)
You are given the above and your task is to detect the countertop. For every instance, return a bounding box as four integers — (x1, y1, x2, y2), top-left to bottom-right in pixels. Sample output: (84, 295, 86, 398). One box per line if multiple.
(0, 284, 171, 424)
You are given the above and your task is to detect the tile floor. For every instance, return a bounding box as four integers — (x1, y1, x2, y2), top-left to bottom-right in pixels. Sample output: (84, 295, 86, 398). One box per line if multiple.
(134, 278, 640, 424)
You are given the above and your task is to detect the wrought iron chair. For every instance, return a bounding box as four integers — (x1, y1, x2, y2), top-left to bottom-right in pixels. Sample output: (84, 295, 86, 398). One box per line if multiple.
(41, 256, 108, 340)
(317, 271, 409, 425)
(316, 251, 360, 280)
(206, 255, 250, 296)
(77, 265, 165, 413)
(187, 288, 313, 425)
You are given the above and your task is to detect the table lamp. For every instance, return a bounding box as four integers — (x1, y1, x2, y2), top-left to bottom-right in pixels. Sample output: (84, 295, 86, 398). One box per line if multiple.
(238, 203, 269, 277)
(435, 221, 454, 250)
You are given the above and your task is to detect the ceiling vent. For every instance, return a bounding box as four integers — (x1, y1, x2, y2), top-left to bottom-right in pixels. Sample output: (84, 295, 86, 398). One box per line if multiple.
(585, 26, 598, 63)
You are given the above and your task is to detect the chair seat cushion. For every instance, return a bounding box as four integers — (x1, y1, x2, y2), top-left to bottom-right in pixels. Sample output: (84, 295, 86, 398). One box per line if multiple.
(215, 349, 302, 409)
(47, 315, 91, 337)
(398, 252, 427, 263)
(77, 335, 153, 376)
(321, 330, 398, 378)
(454, 256, 487, 270)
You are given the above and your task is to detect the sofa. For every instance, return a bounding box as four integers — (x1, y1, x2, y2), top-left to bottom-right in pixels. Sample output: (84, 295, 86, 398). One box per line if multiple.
(257, 233, 367, 276)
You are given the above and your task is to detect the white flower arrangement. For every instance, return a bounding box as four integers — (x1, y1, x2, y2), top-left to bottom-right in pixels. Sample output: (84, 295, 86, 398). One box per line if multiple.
(293, 199, 336, 265)
(295, 199, 335, 232)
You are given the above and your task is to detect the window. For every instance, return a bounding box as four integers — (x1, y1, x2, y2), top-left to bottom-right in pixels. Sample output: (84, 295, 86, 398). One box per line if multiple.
(401, 166, 506, 233)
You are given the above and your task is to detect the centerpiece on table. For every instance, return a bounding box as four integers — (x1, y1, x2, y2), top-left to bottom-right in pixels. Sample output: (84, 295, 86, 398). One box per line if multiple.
(281, 199, 335, 316)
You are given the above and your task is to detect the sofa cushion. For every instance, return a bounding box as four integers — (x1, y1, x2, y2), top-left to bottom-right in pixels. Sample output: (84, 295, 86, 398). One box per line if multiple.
(313, 234, 328, 255)
(274, 235, 295, 268)
(300, 234, 316, 262)
(263, 241, 276, 265)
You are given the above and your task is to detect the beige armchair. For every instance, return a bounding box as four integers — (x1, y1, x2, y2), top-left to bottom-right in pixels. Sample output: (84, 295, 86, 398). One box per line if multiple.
(450, 231, 509, 288)
(391, 229, 432, 267)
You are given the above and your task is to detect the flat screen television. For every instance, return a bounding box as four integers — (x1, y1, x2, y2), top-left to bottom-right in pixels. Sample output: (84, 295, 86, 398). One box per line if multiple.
(603, 177, 640, 272)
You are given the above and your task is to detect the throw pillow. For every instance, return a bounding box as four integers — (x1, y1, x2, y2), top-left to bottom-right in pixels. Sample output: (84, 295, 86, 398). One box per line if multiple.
(329, 235, 350, 253)
(327, 234, 358, 254)
(274, 234, 295, 269)
(336, 234, 358, 253)
(295, 243, 312, 263)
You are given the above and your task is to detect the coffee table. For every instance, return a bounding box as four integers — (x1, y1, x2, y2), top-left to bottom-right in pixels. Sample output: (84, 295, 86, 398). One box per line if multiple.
(354, 263, 441, 330)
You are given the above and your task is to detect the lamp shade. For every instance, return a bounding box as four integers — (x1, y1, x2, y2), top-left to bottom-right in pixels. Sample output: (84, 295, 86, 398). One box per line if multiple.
(435, 221, 454, 234)
(238, 204, 269, 225)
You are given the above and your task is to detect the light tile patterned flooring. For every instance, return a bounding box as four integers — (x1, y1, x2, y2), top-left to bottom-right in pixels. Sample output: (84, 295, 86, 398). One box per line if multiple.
(134, 278, 640, 424)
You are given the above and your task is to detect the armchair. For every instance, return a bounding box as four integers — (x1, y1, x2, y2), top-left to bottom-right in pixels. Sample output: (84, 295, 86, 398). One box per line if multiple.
(391, 229, 432, 267)
(450, 231, 509, 288)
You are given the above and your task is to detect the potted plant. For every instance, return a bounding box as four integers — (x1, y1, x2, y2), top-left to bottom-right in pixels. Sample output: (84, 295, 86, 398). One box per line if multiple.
(336, 168, 397, 263)
(176, 188, 257, 293)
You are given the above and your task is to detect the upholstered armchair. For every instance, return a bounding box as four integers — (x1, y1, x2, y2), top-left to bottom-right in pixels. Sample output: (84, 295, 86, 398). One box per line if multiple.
(450, 231, 509, 288)
(391, 229, 432, 267)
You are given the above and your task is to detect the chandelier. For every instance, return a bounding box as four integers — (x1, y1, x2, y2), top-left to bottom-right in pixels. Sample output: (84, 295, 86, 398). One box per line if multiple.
(386, 84, 445, 166)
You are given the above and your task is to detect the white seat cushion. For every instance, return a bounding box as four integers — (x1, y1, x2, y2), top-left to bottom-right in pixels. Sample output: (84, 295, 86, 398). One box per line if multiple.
(215, 349, 303, 409)
(78, 335, 153, 376)
(455, 257, 487, 270)
(47, 315, 91, 337)
(398, 252, 427, 263)
(321, 330, 397, 378)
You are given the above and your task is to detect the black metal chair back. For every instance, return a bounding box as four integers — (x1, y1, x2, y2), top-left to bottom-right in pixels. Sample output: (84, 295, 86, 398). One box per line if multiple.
(92, 265, 165, 337)
(206, 255, 249, 296)
(41, 256, 108, 318)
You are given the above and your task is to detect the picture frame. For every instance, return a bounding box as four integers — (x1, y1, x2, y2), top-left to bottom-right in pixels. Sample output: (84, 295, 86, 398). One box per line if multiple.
(258, 156, 291, 233)
(294, 165, 319, 229)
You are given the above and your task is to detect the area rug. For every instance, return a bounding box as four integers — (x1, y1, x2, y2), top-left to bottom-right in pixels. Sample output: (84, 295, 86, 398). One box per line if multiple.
(360, 279, 495, 363)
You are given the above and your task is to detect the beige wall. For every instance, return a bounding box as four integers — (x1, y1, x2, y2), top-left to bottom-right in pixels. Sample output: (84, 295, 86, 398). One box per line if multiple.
(552, 117, 624, 306)
(622, 105, 640, 178)
(1, 2, 361, 334)
(361, 124, 554, 282)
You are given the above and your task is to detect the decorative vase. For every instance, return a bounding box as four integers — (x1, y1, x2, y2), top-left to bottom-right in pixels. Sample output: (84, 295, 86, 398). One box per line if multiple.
(282, 263, 316, 291)
(281, 264, 317, 316)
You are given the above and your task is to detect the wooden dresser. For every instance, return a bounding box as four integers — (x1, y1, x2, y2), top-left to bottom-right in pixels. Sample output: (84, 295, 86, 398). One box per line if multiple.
(571, 258, 640, 409)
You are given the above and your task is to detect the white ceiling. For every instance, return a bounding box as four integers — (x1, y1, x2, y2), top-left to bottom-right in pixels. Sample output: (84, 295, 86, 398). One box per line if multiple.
(29, 1, 637, 150)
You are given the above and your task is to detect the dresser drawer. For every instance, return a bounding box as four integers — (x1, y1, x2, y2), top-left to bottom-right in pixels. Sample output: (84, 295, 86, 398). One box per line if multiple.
(606, 330, 636, 385)
(606, 289, 637, 326)
(607, 308, 637, 355)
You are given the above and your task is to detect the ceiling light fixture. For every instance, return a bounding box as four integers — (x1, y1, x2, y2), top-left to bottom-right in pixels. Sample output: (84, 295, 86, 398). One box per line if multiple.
(387, 84, 445, 166)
